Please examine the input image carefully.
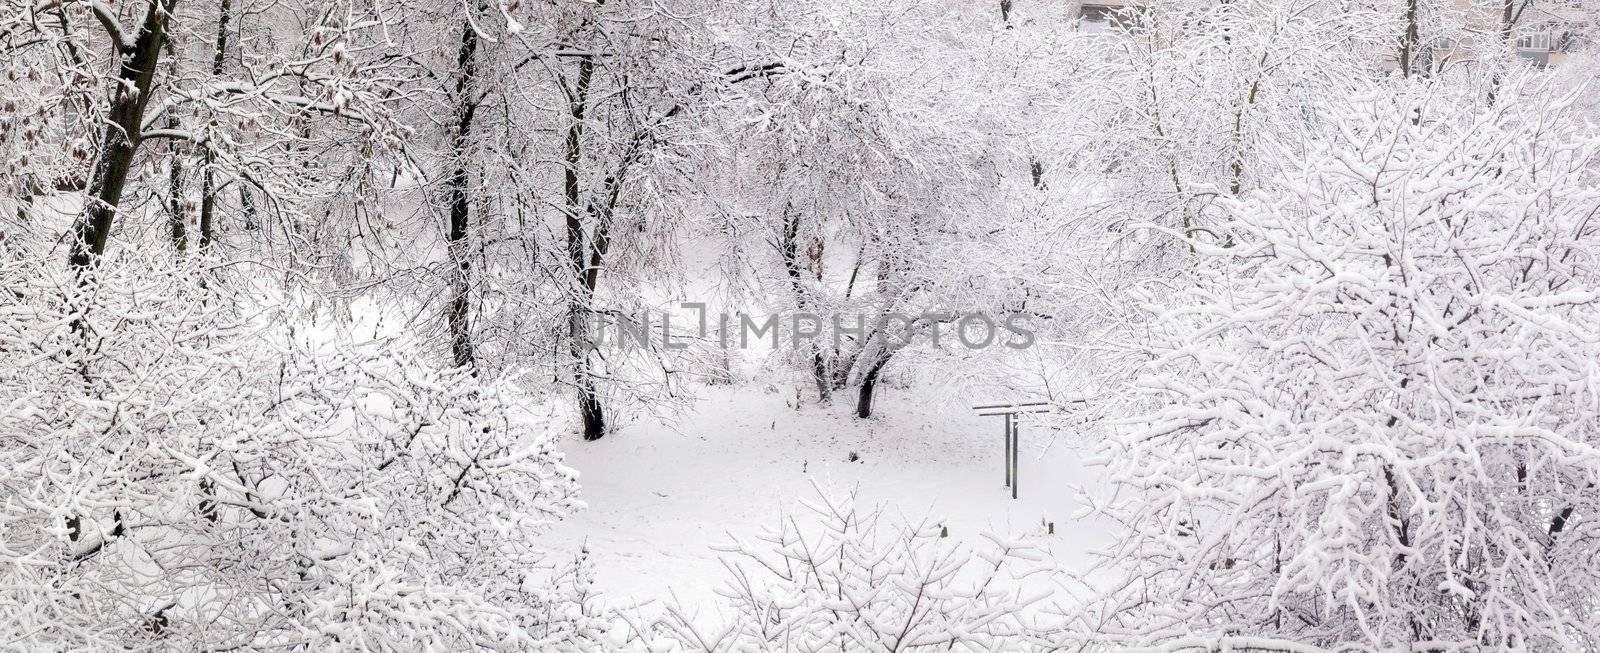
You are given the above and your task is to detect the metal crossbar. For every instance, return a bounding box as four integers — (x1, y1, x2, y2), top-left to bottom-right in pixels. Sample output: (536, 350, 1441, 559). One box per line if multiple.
(971, 400, 1051, 411)
(975, 407, 1052, 417)
(972, 400, 1064, 499)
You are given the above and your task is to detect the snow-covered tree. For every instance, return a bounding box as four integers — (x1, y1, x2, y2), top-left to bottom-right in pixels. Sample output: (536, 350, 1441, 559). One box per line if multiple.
(0, 253, 592, 649)
(0, 0, 423, 267)
(1088, 73, 1600, 649)
(701, 0, 1078, 417)
(1074, 0, 1396, 246)
(625, 489, 1062, 651)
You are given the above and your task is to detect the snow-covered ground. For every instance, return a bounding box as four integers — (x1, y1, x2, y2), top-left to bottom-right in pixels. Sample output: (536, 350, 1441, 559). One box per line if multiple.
(537, 383, 1113, 614)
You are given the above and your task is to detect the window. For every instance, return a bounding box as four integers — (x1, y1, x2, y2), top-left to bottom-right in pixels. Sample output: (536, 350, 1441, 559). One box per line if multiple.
(1516, 33, 1552, 51)
(1078, 4, 1132, 34)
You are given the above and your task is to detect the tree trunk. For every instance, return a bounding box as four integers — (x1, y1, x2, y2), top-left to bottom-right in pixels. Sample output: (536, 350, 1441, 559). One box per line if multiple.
(166, 118, 187, 252)
(1398, 0, 1416, 76)
(240, 173, 259, 230)
(63, 0, 179, 557)
(854, 237, 900, 418)
(855, 355, 890, 419)
(565, 52, 606, 440)
(197, 0, 234, 250)
(1144, 77, 1191, 244)
(69, 0, 180, 276)
(576, 371, 605, 440)
(1488, 0, 1531, 103)
(444, 11, 481, 369)
(1227, 48, 1268, 199)
(1548, 482, 1592, 546)
(778, 204, 830, 402)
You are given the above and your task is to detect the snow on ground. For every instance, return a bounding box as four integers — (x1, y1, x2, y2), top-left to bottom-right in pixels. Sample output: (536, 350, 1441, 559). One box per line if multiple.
(536, 383, 1114, 615)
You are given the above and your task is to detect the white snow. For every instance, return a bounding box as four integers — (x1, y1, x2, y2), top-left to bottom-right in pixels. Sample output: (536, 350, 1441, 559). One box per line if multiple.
(537, 384, 1113, 613)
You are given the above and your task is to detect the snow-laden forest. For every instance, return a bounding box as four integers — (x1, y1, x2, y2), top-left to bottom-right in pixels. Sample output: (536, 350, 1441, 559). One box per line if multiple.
(4, 0, 1600, 649)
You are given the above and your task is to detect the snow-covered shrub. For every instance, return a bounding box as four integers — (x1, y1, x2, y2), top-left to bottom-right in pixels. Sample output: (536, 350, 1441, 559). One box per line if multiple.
(1091, 76, 1600, 649)
(0, 255, 591, 650)
(626, 489, 1061, 651)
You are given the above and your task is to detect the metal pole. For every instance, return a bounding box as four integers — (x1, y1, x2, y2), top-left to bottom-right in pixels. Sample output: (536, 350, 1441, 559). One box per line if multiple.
(1011, 418, 1019, 500)
(1003, 413, 1012, 488)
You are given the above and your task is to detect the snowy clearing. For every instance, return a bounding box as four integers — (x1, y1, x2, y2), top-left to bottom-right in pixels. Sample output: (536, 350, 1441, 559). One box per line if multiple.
(540, 386, 1112, 613)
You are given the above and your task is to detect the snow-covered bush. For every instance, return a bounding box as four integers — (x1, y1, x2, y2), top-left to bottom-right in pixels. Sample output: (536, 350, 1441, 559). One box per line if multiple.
(626, 489, 1061, 651)
(1090, 76, 1600, 649)
(0, 255, 591, 649)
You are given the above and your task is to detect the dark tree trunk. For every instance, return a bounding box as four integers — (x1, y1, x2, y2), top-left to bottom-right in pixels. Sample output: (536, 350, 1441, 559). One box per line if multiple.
(809, 352, 830, 401)
(778, 204, 830, 402)
(577, 374, 605, 440)
(197, 0, 234, 249)
(855, 355, 889, 419)
(166, 119, 187, 252)
(61, 0, 178, 554)
(1548, 482, 1592, 545)
(445, 11, 481, 369)
(13, 192, 30, 224)
(69, 0, 181, 276)
(163, 40, 187, 252)
(853, 236, 902, 418)
(564, 53, 606, 440)
(240, 172, 259, 230)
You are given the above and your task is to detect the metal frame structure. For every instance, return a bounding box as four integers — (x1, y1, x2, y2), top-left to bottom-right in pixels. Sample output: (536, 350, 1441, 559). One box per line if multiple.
(972, 401, 1052, 499)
